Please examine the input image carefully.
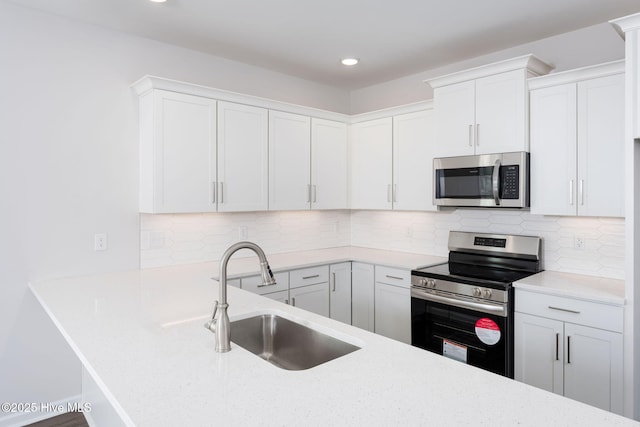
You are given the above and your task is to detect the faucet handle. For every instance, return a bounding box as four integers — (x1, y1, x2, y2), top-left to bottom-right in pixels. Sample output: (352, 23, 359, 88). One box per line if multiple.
(204, 301, 219, 332)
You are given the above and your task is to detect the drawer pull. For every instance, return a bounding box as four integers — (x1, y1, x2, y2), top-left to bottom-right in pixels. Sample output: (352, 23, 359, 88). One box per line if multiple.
(555, 333, 559, 361)
(302, 274, 320, 280)
(548, 306, 580, 314)
(386, 275, 403, 281)
(331, 272, 336, 292)
(567, 336, 571, 364)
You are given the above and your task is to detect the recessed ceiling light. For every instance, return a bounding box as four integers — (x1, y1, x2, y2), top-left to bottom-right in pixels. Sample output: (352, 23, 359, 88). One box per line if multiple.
(341, 58, 359, 66)
(149, 0, 167, 3)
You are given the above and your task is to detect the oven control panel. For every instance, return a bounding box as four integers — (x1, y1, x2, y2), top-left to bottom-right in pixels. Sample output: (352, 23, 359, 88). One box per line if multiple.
(411, 276, 507, 304)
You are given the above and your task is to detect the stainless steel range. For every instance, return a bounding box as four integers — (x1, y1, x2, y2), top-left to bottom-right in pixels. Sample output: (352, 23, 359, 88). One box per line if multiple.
(410, 231, 542, 378)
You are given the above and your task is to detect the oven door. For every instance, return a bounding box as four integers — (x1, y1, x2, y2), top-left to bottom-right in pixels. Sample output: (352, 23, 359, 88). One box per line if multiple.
(411, 296, 513, 378)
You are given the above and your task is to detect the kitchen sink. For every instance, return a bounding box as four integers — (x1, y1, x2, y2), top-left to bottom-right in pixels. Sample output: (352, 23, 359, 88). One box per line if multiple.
(230, 314, 360, 370)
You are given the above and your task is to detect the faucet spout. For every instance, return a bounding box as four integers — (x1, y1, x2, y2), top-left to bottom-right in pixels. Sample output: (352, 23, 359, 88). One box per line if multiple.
(205, 241, 276, 353)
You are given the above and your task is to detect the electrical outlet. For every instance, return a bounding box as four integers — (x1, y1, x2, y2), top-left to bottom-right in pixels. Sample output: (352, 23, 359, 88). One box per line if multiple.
(94, 233, 108, 251)
(574, 235, 585, 250)
(238, 226, 248, 240)
(406, 225, 413, 237)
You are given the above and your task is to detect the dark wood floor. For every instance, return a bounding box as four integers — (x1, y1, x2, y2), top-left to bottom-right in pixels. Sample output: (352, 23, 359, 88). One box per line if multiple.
(24, 412, 89, 427)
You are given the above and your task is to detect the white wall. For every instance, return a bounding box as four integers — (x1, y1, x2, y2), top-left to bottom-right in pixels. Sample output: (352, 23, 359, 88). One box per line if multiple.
(350, 22, 625, 114)
(0, 2, 349, 424)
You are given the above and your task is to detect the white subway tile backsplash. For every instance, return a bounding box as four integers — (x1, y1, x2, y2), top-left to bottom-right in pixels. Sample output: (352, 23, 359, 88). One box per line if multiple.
(140, 209, 624, 279)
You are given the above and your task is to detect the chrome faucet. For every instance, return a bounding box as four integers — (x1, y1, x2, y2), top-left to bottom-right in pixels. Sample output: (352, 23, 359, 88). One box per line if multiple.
(205, 241, 276, 352)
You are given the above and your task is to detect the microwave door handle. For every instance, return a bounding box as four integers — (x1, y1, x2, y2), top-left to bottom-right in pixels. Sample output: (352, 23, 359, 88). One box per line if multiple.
(492, 158, 501, 206)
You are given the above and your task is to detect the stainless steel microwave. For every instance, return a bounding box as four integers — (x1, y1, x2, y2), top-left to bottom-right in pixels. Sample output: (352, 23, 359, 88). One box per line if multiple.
(433, 151, 529, 208)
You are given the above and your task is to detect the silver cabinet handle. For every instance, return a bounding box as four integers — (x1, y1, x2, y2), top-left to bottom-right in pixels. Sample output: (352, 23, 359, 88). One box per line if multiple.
(331, 272, 336, 292)
(555, 333, 559, 361)
(212, 181, 217, 204)
(291, 297, 296, 307)
(285, 299, 289, 305)
(492, 158, 501, 206)
(386, 275, 403, 280)
(567, 336, 571, 364)
(548, 306, 580, 314)
(312, 185, 317, 203)
(302, 274, 320, 280)
(468, 124, 473, 147)
(569, 180, 574, 205)
(579, 179, 584, 206)
(219, 182, 224, 204)
(476, 123, 479, 146)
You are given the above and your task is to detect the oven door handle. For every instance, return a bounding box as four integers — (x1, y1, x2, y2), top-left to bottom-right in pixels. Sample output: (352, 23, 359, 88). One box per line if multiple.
(411, 288, 507, 317)
(492, 158, 501, 206)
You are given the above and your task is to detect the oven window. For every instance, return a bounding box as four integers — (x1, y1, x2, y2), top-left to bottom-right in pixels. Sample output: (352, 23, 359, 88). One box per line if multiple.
(411, 298, 511, 377)
(435, 166, 494, 199)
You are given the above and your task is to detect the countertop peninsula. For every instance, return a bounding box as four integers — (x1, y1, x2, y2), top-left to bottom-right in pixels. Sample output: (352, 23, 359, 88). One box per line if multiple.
(30, 246, 637, 426)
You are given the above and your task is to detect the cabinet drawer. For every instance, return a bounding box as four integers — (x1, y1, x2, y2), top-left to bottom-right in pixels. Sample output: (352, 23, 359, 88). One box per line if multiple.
(515, 290, 623, 333)
(375, 266, 410, 288)
(241, 272, 288, 295)
(290, 265, 329, 288)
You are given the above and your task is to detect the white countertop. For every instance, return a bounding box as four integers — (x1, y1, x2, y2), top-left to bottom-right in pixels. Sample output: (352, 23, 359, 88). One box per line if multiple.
(211, 246, 447, 279)
(29, 248, 637, 426)
(513, 270, 625, 306)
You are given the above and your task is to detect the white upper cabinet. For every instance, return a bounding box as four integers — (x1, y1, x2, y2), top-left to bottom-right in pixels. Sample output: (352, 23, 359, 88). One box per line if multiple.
(269, 111, 311, 211)
(529, 62, 625, 217)
(138, 89, 217, 213)
(311, 119, 349, 210)
(393, 110, 437, 211)
(269, 115, 348, 211)
(427, 55, 552, 157)
(350, 117, 393, 210)
(217, 101, 269, 212)
(132, 76, 348, 214)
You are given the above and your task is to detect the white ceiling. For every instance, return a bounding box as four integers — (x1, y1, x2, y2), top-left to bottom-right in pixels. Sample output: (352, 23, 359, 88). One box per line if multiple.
(9, 0, 640, 89)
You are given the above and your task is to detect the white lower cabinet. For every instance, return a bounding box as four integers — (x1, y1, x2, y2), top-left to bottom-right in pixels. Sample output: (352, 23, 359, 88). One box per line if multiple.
(352, 262, 375, 332)
(262, 289, 289, 304)
(374, 266, 411, 344)
(289, 266, 329, 317)
(290, 283, 329, 316)
(238, 261, 412, 344)
(329, 262, 352, 324)
(514, 290, 623, 414)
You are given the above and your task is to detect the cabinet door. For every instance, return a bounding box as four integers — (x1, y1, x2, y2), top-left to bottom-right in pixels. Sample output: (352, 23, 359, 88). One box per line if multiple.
(350, 118, 393, 209)
(563, 323, 623, 414)
(311, 119, 348, 210)
(432, 80, 475, 157)
(474, 69, 527, 154)
(269, 111, 311, 210)
(514, 313, 564, 395)
(393, 110, 437, 211)
(577, 74, 625, 217)
(262, 290, 289, 305)
(217, 101, 268, 212)
(529, 84, 578, 216)
(351, 262, 374, 332)
(374, 283, 411, 344)
(290, 283, 329, 317)
(329, 262, 351, 324)
(141, 90, 217, 213)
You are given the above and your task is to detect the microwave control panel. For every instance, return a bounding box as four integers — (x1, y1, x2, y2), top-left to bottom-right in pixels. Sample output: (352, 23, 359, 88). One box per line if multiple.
(500, 165, 519, 199)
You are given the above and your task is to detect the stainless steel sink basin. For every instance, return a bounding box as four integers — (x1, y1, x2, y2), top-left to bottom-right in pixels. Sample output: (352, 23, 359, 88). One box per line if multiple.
(230, 314, 360, 370)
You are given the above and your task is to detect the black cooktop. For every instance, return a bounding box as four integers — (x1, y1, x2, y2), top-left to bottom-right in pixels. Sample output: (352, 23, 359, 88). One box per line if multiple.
(412, 262, 537, 289)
